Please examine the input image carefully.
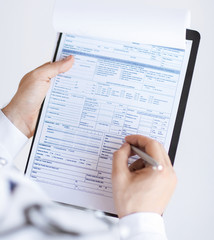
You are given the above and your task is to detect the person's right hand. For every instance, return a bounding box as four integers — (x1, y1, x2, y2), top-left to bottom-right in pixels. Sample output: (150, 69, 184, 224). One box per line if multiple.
(112, 135, 177, 218)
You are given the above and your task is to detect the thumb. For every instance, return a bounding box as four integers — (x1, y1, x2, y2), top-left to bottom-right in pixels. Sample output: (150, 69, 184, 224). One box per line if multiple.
(112, 143, 131, 180)
(36, 55, 74, 79)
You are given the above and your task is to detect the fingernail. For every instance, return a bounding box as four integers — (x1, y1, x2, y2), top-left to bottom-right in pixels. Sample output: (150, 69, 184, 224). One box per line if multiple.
(63, 55, 73, 61)
(120, 142, 128, 149)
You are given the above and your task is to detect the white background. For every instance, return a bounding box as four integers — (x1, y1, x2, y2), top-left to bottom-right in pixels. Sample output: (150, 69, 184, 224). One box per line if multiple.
(0, 0, 213, 239)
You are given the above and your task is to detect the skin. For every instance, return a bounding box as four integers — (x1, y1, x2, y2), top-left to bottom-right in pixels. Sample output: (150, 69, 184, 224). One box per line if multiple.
(2, 56, 177, 218)
(2, 55, 74, 138)
(112, 136, 177, 218)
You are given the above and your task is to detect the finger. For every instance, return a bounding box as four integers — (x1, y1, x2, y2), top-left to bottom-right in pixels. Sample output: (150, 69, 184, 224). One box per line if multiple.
(160, 144, 173, 167)
(125, 135, 152, 150)
(129, 158, 146, 172)
(125, 135, 166, 167)
(112, 142, 131, 180)
(35, 55, 74, 79)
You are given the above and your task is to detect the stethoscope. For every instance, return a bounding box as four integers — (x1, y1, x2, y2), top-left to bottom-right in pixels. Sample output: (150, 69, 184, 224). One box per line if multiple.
(0, 203, 116, 238)
(0, 166, 118, 238)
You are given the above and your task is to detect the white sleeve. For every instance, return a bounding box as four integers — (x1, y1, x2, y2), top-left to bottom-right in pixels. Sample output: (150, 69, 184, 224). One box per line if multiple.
(118, 212, 167, 240)
(0, 110, 28, 163)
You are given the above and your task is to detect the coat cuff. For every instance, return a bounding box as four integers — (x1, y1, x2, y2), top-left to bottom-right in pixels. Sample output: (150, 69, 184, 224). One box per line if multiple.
(0, 110, 28, 160)
(119, 212, 167, 239)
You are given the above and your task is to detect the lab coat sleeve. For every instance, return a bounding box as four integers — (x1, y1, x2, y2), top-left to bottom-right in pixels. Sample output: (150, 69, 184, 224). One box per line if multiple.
(119, 212, 167, 240)
(0, 110, 28, 163)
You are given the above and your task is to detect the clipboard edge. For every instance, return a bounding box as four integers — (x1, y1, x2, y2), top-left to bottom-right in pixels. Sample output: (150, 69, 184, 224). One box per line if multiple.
(168, 29, 201, 164)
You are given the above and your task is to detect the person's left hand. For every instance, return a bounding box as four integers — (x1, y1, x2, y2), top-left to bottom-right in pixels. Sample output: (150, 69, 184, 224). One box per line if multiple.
(2, 55, 74, 138)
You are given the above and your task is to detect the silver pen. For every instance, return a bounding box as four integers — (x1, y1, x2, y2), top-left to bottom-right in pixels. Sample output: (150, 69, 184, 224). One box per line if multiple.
(131, 145, 163, 171)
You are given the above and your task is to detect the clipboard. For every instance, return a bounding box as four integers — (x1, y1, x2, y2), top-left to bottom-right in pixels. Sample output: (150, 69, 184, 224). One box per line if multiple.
(25, 29, 200, 216)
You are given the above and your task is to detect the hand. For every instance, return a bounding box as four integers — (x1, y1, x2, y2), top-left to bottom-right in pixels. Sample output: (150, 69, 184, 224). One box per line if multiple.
(112, 135, 177, 218)
(2, 56, 74, 138)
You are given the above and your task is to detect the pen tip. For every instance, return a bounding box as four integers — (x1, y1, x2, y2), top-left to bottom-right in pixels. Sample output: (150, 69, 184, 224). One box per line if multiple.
(158, 165, 163, 171)
(152, 165, 163, 171)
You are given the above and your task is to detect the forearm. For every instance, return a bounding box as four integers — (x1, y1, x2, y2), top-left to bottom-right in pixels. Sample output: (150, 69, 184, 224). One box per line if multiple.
(2, 103, 32, 138)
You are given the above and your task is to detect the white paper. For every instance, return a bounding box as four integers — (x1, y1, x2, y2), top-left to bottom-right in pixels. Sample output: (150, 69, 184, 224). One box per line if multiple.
(26, 34, 192, 214)
(53, 0, 191, 49)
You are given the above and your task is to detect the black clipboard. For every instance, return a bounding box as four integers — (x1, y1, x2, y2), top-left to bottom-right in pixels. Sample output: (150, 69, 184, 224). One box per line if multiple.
(25, 29, 200, 217)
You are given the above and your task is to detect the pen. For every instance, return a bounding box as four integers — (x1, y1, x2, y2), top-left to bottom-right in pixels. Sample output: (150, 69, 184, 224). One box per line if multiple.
(130, 145, 163, 171)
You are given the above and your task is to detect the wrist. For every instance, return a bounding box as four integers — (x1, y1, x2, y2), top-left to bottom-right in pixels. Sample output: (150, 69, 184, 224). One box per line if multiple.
(2, 103, 32, 138)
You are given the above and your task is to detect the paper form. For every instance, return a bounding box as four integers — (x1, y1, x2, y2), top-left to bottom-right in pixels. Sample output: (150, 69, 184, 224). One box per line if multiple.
(26, 34, 192, 214)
